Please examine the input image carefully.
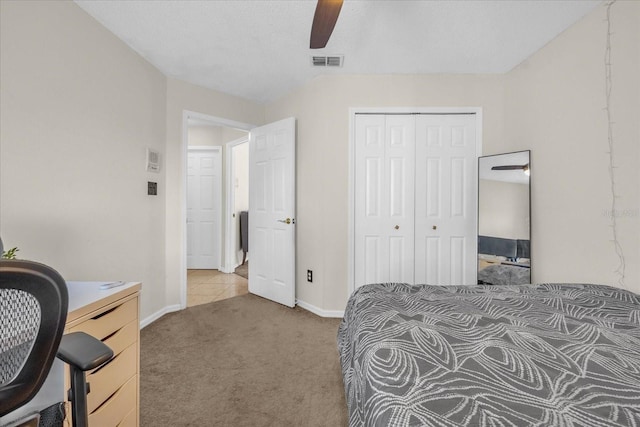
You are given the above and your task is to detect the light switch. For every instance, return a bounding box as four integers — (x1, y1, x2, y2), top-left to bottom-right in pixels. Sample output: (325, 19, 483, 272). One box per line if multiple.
(148, 182, 157, 196)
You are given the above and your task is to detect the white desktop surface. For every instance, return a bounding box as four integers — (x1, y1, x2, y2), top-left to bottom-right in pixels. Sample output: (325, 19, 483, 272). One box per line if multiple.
(65, 281, 141, 327)
(66, 281, 140, 316)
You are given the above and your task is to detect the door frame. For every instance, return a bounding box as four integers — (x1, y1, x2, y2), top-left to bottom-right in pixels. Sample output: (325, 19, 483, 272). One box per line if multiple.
(347, 107, 483, 295)
(187, 145, 222, 270)
(224, 136, 249, 273)
(180, 110, 255, 309)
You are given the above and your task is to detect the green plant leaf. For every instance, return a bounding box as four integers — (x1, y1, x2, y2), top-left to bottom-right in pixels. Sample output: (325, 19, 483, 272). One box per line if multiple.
(2, 247, 19, 260)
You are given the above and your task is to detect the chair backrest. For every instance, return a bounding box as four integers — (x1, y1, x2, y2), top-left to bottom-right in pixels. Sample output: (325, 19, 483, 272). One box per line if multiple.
(0, 260, 68, 417)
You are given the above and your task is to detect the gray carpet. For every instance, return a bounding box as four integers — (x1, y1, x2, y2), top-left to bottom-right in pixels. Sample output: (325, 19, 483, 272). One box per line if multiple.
(140, 294, 348, 426)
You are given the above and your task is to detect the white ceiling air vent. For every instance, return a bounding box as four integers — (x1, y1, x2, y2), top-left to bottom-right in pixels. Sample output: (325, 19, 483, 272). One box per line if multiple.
(311, 55, 343, 67)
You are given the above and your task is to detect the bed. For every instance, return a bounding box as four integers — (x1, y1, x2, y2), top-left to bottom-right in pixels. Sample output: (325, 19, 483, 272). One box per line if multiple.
(337, 283, 640, 426)
(477, 263, 530, 286)
(477, 236, 530, 286)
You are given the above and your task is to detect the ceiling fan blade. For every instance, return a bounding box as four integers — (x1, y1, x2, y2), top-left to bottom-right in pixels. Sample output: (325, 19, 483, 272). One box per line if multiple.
(491, 164, 528, 171)
(310, 0, 343, 49)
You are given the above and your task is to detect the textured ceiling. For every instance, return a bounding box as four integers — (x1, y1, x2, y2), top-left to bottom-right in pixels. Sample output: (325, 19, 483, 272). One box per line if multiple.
(75, 0, 600, 104)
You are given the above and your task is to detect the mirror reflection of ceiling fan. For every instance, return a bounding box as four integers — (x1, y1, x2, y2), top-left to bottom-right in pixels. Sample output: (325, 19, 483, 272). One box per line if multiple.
(310, 0, 344, 49)
(492, 164, 530, 175)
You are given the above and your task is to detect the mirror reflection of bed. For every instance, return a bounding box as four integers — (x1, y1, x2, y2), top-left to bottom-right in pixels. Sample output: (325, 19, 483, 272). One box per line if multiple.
(477, 150, 530, 285)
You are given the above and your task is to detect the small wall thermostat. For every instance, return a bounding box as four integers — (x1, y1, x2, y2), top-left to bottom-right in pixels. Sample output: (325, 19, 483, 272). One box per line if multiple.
(146, 148, 160, 172)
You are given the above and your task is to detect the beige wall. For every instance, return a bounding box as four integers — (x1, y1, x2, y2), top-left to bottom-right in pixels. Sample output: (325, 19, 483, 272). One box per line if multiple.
(187, 125, 247, 147)
(188, 125, 221, 147)
(504, 1, 639, 292)
(222, 127, 249, 145)
(0, 1, 167, 320)
(265, 74, 505, 311)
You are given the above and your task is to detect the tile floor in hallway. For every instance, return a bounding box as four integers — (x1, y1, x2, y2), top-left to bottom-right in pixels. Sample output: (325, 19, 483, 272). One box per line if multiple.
(187, 269, 248, 307)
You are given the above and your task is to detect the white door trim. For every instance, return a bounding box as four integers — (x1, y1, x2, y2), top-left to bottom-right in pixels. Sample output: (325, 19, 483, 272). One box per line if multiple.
(180, 110, 255, 309)
(347, 107, 483, 296)
(224, 136, 249, 273)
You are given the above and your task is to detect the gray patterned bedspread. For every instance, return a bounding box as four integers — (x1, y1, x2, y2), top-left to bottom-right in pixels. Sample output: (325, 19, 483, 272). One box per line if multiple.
(477, 264, 530, 286)
(337, 283, 640, 426)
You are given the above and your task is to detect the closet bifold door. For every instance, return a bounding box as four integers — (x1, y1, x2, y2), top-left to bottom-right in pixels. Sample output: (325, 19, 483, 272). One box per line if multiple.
(414, 114, 477, 285)
(354, 114, 415, 289)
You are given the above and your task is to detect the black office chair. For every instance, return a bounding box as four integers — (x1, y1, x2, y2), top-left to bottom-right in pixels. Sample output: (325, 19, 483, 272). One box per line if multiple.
(0, 260, 113, 427)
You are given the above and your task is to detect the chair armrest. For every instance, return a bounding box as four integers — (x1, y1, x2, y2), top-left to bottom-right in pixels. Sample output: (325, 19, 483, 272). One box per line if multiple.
(56, 332, 113, 371)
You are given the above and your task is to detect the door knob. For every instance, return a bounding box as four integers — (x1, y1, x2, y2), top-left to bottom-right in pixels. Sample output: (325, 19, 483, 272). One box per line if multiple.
(432, 225, 437, 230)
(278, 218, 294, 225)
(394, 225, 400, 230)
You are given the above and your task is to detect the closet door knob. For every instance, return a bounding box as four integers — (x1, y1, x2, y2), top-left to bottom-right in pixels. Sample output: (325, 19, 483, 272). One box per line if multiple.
(432, 225, 437, 230)
(394, 225, 400, 230)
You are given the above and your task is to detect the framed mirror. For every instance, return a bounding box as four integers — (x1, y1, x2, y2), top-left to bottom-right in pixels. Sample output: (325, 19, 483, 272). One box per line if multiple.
(477, 150, 531, 286)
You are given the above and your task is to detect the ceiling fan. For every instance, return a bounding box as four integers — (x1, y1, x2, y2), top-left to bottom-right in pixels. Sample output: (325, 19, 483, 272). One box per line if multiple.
(492, 164, 530, 175)
(310, 0, 344, 49)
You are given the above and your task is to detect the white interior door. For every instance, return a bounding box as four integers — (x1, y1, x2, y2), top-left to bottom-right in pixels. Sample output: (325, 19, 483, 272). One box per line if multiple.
(187, 147, 222, 269)
(248, 117, 296, 307)
(414, 115, 478, 285)
(354, 115, 415, 288)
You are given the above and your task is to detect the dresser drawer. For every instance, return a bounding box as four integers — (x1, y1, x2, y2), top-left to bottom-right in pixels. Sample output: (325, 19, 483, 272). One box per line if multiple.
(87, 344, 137, 413)
(88, 375, 136, 427)
(102, 320, 137, 357)
(118, 408, 137, 427)
(64, 284, 140, 427)
(69, 298, 137, 341)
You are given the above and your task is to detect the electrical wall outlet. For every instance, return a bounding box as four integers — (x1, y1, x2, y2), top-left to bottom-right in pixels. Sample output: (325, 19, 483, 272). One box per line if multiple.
(307, 270, 313, 282)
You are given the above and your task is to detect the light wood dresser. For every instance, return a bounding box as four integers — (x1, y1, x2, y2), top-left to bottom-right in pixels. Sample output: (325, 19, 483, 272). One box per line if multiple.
(64, 281, 142, 427)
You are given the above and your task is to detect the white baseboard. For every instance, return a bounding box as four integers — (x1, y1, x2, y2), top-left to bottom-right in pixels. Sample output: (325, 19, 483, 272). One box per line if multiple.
(221, 260, 245, 274)
(141, 299, 342, 329)
(296, 299, 344, 318)
(219, 265, 234, 274)
(140, 304, 181, 329)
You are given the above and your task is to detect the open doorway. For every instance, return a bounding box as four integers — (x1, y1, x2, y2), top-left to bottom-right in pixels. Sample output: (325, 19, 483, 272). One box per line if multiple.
(180, 112, 297, 310)
(185, 113, 250, 307)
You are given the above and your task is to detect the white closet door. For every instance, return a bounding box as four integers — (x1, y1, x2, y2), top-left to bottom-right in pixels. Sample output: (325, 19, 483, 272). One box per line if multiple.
(354, 115, 415, 288)
(414, 115, 477, 285)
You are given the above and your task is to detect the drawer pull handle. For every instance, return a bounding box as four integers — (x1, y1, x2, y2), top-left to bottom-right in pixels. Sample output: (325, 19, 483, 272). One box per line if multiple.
(102, 328, 120, 342)
(92, 305, 119, 320)
(93, 387, 120, 413)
